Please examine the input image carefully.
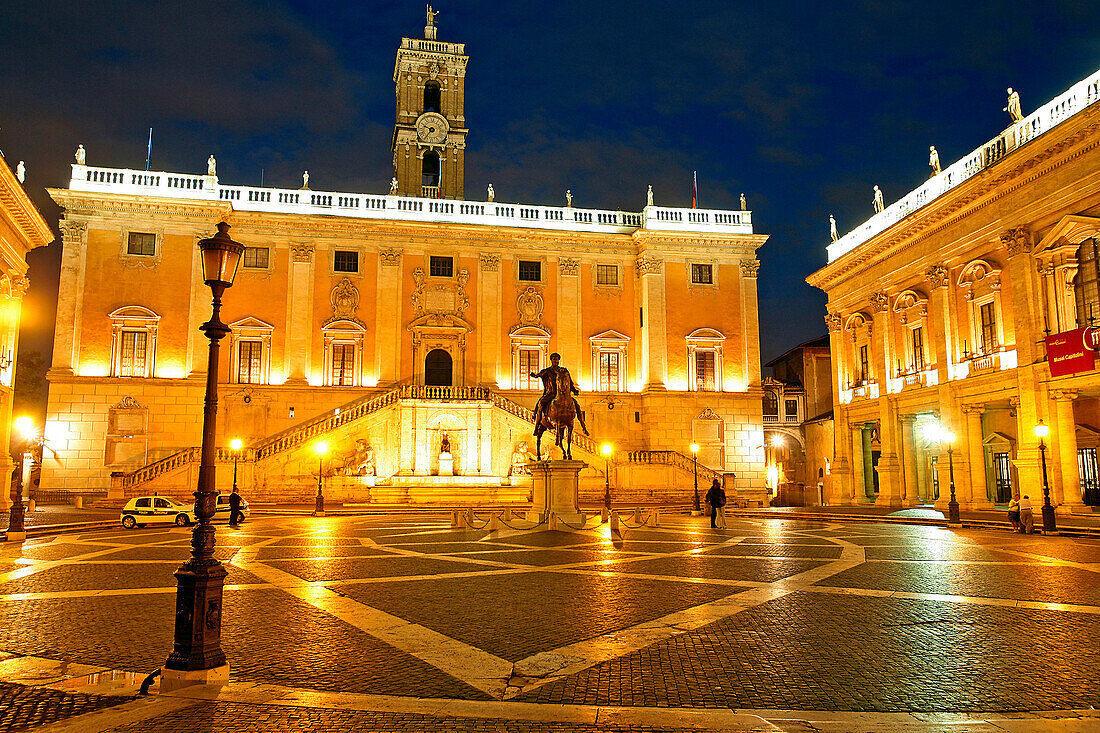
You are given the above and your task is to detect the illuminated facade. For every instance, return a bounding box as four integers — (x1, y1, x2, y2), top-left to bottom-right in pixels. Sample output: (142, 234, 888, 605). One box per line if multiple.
(0, 154, 52, 511)
(42, 20, 769, 503)
(808, 67, 1100, 512)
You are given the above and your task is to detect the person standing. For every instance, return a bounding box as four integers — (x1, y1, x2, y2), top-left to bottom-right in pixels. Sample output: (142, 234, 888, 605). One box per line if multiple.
(704, 478, 726, 529)
(1007, 494, 1021, 533)
(228, 486, 245, 528)
(1019, 494, 1034, 534)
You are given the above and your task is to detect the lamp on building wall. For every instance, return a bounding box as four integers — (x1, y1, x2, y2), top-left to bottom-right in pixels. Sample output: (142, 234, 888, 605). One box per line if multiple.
(230, 438, 243, 494)
(314, 440, 329, 517)
(163, 221, 243, 689)
(690, 443, 700, 512)
(1034, 421, 1057, 534)
(601, 443, 613, 510)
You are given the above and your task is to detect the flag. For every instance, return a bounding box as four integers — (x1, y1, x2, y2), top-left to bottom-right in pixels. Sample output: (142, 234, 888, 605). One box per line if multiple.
(692, 170, 697, 209)
(145, 128, 153, 171)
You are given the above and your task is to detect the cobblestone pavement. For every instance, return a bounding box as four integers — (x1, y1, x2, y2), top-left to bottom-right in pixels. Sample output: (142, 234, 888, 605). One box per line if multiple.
(1, 512, 1099, 731)
(0, 681, 129, 732)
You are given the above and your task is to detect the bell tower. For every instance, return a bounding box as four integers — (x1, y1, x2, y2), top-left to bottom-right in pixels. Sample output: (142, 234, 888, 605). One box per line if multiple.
(391, 6, 469, 199)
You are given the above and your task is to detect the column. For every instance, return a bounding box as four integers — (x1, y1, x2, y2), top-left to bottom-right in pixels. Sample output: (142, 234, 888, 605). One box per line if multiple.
(476, 253, 502, 385)
(284, 245, 316, 384)
(1052, 390, 1085, 512)
(872, 300, 903, 507)
(52, 221, 87, 374)
(637, 255, 667, 391)
(963, 404, 992, 509)
(900, 415, 919, 507)
(376, 250, 403, 385)
(558, 258, 582, 383)
(739, 259, 762, 386)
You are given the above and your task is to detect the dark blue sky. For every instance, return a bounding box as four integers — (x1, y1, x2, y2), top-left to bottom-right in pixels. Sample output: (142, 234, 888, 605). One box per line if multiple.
(2, 0, 1097, 363)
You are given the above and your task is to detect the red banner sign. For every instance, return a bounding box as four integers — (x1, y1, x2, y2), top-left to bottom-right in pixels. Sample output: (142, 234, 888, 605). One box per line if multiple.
(1047, 327, 1096, 377)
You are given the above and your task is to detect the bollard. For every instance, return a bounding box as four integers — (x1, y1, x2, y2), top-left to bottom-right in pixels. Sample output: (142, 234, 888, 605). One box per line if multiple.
(549, 512, 558, 531)
(601, 506, 609, 524)
(490, 513, 501, 531)
(633, 507, 643, 523)
(450, 510, 462, 528)
(610, 512, 622, 540)
(74, 496, 84, 509)
(27, 499, 36, 513)
(648, 510, 659, 527)
(465, 507, 476, 528)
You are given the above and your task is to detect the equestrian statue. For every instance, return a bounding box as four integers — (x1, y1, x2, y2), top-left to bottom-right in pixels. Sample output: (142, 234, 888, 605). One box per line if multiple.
(531, 352, 589, 460)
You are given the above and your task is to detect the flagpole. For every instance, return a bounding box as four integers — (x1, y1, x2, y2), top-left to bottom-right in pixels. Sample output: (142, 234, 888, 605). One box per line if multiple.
(145, 128, 153, 171)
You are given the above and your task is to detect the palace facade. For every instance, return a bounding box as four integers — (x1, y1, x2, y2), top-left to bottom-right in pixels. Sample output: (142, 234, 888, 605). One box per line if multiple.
(42, 19, 769, 504)
(808, 66, 1100, 513)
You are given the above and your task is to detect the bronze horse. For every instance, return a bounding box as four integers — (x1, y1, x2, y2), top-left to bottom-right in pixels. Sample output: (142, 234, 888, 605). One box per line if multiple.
(536, 370, 576, 460)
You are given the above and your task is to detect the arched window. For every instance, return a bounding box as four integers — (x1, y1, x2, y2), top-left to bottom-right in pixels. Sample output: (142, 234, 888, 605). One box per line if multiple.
(1075, 239, 1100, 326)
(425, 349, 453, 386)
(763, 391, 779, 418)
(108, 306, 160, 378)
(422, 152, 440, 188)
(423, 81, 441, 113)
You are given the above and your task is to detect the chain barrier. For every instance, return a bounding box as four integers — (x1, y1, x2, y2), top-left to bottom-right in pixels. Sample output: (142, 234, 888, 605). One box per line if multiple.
(617, 510, 653, 529)
(495, 509, 547, 530)
(554, 512, 603, 531)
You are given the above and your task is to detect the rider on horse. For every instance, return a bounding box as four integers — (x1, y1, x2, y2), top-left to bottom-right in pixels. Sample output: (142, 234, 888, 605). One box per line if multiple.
(531, 353, 589, 438)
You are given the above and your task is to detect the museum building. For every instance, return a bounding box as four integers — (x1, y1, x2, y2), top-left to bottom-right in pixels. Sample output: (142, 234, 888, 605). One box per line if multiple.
(42, 17, 769, 504)
(808, 66, 1100, 512)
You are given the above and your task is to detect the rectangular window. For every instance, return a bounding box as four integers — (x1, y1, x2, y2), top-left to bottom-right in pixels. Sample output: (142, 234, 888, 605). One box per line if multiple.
(334, 250, 359, 273)
(119, 331, 148, 377)
(518, 260, 541, 281)
(596, 264, 618, 286)
(126, 232, 156, 256)
(598, 351, 620, 391)
(979, 302, 997, 352)
(695, 351, 715, 391)
(242, 247, 269, 269)
(859, 344, 869, 383)
(429, 255, 454, 277)
(331, 343, 355, 386)
(911, 327, 925, 371)
(785, 399, 799, 419)
(691, 263, 713, 284)
(518, 349, 540, 389)
(237, 340, 263, 384)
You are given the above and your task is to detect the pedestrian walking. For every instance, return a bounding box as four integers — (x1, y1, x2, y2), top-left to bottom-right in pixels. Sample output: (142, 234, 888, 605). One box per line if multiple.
(228, 486, 245, 528)
(1007, 494, 1021, 532)
(704, 478, 726, 529)
(1019, 494, 1034, 534)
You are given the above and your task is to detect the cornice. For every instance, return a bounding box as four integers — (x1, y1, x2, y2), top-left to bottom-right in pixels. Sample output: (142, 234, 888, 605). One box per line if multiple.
(0, 159, 52, 248)
(807, 106, 1100, 292)
(48, 189, 233, 222)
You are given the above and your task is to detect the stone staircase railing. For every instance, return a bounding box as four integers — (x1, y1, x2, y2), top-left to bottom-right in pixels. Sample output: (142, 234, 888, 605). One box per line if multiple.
(120, 445, 257, 490)
(626, 450, 722, 483)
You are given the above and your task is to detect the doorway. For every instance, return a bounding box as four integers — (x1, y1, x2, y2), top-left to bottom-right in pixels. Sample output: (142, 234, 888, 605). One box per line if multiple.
(992, 452, 1013, 502)
(425, 348, 452, 386)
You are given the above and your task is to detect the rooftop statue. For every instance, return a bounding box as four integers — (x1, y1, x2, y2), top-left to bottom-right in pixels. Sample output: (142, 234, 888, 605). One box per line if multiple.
(426, 4, 439, 26)
(928, 146, 941, 176)
(487, 183, 495, 202)
(647, 185, 654, 206)
(301, 170, 310, 190)
(15, 161, 25, 183)
(740, 193, 747, 211)
(207, 155, 217, 177)
(872, 185, 884, 213)
(565, 189, 572, 207)
(389, 176, 399, 194)
(1004, 87, 1023, 122)
(829, 215, 839, 243)
(531, 352, 589, 460)
(75, 144, 85, 165)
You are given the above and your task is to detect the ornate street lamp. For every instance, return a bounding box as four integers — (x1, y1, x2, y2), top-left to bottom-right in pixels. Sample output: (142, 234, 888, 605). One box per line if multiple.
(690, 443, 700, 512)
(1034, 421, 1057, 534)
(229, 439, 243, 494)
(314, 440, 329, 517)
(6, 415, 38, 540)
(601, 443, 613, 510)
(941, 429, 960, 525)
(163, 222, 242, 689)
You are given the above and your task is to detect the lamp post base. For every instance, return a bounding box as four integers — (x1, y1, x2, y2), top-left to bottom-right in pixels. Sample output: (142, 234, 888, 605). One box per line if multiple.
(1041, 504, 1058, 535)
(947, 499, 961, 526)
(160, 664, 230, 692)
(4, 531, 26, 542)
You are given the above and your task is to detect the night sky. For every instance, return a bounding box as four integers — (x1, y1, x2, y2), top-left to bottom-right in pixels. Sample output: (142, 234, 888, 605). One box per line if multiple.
(2, 1, 1097, 368)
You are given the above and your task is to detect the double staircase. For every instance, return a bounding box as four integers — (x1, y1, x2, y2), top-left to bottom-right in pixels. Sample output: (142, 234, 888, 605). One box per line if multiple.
(115, 385, 717, 505)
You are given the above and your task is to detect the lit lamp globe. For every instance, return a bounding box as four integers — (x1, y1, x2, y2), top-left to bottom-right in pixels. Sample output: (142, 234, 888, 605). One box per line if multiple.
(690, 443, 700, 454)
(601, 443, 613, 457)
(1034, 422, 1049, 440)
(199, 222, 244, 289)
(942, 430, 956, 445)
(14, 416, 34, 438)
(771, 435, 785, 447)
(229, 438, 243, 451)
(315, 440, 329, 457)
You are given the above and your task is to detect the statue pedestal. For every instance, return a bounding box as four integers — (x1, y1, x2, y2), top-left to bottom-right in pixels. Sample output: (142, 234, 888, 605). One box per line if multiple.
(438, 453, 454, 477)
(528, 460, 586, 524)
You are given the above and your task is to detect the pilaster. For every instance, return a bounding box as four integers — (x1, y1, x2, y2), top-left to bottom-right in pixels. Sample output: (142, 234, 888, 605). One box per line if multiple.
(739, 259, 761, 386)
(871, 296, 902, 507)
(376, 249, 403, 385)
(284, 244, 316, 384)
(1051, 389, 1085, 511)
(637, 256, 667, 390)
(558, 257, 582, 384)
(53, 220, 87, 375)
(926, 264, 955, 385)
(476, 253, 501, 385)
